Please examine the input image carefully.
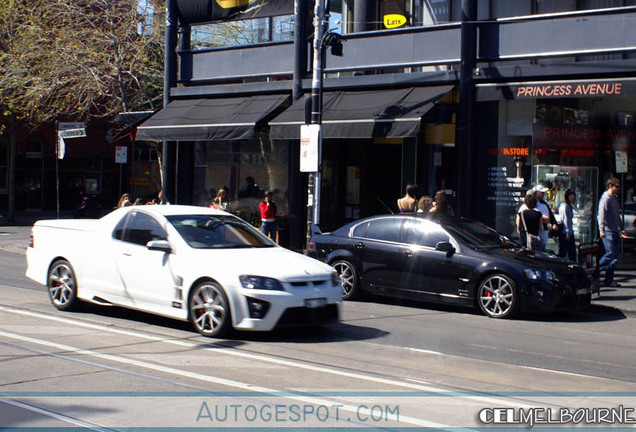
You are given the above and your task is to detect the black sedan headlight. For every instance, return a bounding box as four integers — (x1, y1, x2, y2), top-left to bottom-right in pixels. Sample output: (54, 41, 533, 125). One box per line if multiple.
(524, 268, 556, 282)
(239, 275, 284, 291)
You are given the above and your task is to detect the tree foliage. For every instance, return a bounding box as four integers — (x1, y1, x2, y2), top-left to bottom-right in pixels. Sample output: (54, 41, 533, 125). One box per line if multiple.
(0, 0, 165, 129)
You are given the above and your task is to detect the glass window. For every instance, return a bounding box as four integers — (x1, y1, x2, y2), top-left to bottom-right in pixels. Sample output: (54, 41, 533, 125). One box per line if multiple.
(405, 220, 450, 247)
(352, 221, 369, 238)
(191, 15, 294, 49)
(365, 218, 402, 242)
(119, 211, 167, 246)
(168, 214, 274, 249)
(86, 153, 102, 194)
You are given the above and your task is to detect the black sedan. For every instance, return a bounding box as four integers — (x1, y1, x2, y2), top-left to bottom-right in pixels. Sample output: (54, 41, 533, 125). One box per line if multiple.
(308, 214, 592, 318)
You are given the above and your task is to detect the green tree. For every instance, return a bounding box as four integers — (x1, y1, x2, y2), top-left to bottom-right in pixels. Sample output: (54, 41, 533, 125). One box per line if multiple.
(0, 0, 165, 129)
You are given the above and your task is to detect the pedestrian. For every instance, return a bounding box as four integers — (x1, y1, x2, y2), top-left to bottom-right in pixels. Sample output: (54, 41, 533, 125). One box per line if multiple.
(211, 187, 229, 210)
(597, 177, 628, 287)
(133, 198, 145, 205)
(417, 195, 433, 213)
(429, 190, 453, 215)
(517, 192, 543, 251)
(558, 188, 577, 262)
(117, 193, 132, 208)
(532, 185, 553, 251)
(397, 184, 418, 213)
(259, 190, 278, 241)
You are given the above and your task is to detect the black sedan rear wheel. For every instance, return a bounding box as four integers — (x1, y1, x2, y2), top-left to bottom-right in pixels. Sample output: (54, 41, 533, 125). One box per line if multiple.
(477, 274, 519, 318)
(332, 260, 359, 300)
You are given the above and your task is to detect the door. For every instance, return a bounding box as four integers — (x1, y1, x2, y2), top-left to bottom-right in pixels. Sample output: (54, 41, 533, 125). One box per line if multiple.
(356, 217, 405, 291)
(112, 210, 178, 312)
(403, 218, 473, 299)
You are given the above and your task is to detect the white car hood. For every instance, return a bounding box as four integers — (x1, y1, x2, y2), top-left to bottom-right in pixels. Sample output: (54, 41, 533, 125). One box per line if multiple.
(182, 246, 333, 281)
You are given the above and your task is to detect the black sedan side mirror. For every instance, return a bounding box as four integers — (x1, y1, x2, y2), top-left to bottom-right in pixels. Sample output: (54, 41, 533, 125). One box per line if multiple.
(435, 241, 455, 257)
(147, 240, 172, 253)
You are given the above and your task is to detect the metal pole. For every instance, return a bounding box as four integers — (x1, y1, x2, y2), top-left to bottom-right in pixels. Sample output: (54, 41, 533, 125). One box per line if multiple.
(310, 0, 327, 227)
(55, 122, 60, 219)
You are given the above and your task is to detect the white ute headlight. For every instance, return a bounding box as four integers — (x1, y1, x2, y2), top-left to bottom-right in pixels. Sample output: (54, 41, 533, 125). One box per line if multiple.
(331, 271, 341, 286)
(239, 275, 284, 291)
(524, 268, 555, 282)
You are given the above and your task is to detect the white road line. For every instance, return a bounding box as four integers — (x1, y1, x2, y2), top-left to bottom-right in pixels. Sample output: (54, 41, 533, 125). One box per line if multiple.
(0, 329, 449, 429)
(0, 397, 114, 431)
(1, 305, 539, 409)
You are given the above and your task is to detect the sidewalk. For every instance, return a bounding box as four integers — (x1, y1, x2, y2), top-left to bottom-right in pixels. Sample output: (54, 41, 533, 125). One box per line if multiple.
(2, 210, 636, 317)
(592, 252, 636, 317)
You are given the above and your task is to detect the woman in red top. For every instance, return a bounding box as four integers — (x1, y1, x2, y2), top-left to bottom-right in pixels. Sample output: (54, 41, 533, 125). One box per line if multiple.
(259, 190, 278, 241)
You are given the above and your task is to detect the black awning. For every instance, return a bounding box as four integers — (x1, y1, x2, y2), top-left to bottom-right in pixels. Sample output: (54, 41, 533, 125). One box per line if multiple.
(136, 94, 289, 141)
(269, 86, 454, 140)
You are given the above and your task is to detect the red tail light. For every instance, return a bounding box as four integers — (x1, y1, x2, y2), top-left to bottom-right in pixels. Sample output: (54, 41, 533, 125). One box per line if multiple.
(28, 232, 34, 248)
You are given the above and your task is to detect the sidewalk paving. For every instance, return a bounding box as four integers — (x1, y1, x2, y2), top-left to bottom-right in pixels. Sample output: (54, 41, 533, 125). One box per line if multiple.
(3, 210, 636, 317)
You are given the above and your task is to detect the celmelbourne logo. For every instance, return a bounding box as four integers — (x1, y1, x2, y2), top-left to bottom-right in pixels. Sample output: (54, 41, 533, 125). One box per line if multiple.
(384, 14, 407, 29)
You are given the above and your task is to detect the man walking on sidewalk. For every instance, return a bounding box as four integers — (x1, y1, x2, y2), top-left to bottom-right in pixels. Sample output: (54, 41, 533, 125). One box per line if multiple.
(597, 176, 628, 287)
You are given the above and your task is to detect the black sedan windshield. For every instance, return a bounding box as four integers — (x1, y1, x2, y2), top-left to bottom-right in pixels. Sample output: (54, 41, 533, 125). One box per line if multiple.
(168, 215, 275, 249)
(444, 220, 515, 249)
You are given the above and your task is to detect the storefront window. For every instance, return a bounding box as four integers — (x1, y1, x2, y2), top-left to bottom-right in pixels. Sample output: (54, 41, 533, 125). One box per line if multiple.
(484, 86, 636, 252)
(85, 153, 102, 194)
(198, 137, 290, 243)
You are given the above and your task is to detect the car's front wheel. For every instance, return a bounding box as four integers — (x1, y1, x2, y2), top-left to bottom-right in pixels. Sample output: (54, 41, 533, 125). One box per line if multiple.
(188, 281, 232, 337)
(332, 260, 359, 300)
(47, 259, 80, 311)
(477, 274, 518, 318)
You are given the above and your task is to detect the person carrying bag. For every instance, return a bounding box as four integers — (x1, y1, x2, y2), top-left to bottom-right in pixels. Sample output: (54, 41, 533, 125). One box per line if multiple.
(518, 192, 543, 251)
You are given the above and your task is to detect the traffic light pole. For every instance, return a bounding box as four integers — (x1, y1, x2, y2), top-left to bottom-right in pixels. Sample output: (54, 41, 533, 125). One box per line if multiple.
(306, 0, 328, 247)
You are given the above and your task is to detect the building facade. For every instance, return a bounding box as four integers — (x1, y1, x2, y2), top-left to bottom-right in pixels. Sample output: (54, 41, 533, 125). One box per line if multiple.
(135, 0, 636, 250)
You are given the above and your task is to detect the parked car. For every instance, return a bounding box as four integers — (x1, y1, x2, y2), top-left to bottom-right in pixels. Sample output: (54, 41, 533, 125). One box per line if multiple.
(26, 205, 341, 337)
(308, 214, 591, 318)
(623, 201, 636, 238)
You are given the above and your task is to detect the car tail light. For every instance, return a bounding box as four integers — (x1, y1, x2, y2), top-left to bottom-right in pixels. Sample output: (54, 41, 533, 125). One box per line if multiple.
(28, 232, 34, 248)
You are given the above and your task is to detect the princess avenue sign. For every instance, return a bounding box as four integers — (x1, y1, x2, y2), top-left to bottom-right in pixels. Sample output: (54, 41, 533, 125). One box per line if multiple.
(476, 79, 636, 101)
(515, 82, 622, 98)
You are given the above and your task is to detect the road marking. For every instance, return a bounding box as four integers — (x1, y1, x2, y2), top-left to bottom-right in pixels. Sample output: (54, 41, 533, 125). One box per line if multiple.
(0, 328, 448, 429)
(0, 305, 533, 410)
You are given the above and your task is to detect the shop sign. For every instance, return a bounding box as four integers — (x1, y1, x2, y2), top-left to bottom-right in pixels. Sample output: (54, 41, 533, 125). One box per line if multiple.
(515, 82, 622, 99)
(384, 14, 407, 29)
(476, 80, 636, 101)
(134, 177, 148, 186)
(533, 125, 636, 150)
(616, 151, 628, 173)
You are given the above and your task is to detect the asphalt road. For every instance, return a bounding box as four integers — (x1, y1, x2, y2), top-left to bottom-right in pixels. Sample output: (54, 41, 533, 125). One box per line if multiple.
(1, 227, 636, 430)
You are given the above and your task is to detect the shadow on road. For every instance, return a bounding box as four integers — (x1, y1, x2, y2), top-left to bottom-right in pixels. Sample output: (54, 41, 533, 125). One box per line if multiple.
(76, 303, 389, 344)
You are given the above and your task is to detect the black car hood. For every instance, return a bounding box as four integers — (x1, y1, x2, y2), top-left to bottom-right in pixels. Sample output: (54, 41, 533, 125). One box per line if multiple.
(477, 247, 577, 272)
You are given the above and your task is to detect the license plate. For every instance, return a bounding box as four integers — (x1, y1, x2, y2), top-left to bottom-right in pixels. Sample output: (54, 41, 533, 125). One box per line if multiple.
(305, 298, 327, 308)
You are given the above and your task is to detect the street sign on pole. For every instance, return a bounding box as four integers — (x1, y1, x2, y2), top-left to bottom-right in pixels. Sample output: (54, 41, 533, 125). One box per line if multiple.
(115, 146, 128, 164)
(616, 151, 628, 174)
(58, 128, 86, 139)
(300, 124, 320, 172)
(58, 122, 86, 131)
